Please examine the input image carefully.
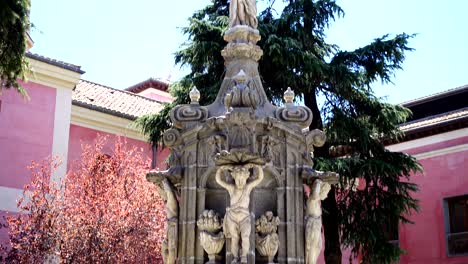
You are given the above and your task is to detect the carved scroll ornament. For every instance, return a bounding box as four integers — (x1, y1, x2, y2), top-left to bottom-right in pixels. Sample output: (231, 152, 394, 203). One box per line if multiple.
(275, 88, 313, 129)
(163, 128, 182, 147)
(170, 104, 208, 129)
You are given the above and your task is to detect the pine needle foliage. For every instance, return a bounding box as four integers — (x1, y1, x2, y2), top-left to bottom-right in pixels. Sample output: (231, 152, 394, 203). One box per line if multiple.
(136, 1, 422, 263)
(0, 0, 31, 97)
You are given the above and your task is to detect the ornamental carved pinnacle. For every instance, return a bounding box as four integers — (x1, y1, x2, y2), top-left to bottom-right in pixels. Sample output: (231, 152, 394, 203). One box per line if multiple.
(190, 86, 201, 104)
(283, 87, 295, 104)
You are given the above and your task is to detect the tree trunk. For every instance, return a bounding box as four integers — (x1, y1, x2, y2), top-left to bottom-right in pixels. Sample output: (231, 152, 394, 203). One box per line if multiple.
(304, 89, 342, 264)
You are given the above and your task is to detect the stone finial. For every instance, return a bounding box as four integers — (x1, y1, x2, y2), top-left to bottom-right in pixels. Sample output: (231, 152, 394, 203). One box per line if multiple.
(190, 86, 201, 104)
(284, 87, 295, 104)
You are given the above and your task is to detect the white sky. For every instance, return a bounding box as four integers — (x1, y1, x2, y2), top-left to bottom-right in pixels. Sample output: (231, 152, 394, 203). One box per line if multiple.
(29, 0, 468, 104)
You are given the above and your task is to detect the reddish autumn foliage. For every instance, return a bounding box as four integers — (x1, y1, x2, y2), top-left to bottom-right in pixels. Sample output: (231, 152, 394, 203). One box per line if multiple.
(1, 137, 166, 263)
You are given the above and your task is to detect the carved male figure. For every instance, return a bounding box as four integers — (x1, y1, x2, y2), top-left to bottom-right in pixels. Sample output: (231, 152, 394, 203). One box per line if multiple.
(305, 179, 331, 264)
(159, 178, 178, 264)
(216, 164, 264, 263)
(229, 0, 258, 29)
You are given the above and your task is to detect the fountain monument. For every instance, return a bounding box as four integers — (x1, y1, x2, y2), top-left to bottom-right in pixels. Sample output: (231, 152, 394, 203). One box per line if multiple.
(147, 1, 338, 263)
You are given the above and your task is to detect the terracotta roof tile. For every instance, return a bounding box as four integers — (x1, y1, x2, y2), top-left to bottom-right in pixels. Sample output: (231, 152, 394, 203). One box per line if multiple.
(73, 80, 164, 120)
(125, 78, 169, 93)
(400, 107, 468, 132)
(26, 53, 85, 74)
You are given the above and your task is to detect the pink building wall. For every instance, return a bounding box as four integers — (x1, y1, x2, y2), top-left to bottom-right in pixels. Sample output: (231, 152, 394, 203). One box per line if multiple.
(0, 82, 56, 245)
(398, 135, 468, 264)
(144, 92, 173, 103)
(0, 82, 56, 189)
(67, 124, 159, 170)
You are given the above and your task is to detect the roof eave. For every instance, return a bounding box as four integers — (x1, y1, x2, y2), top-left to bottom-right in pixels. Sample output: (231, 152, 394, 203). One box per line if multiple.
(72, 100, 138, 121)
(401, 84, 468, 107)
(26, 53, 85, 74)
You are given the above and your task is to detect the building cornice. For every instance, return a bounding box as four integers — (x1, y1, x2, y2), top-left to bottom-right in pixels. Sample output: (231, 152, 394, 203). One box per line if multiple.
(412, 143, 468, 160)
(26, 57, 82, 90)
(387, 128, 468, 152)
(71, 105, 147, 141)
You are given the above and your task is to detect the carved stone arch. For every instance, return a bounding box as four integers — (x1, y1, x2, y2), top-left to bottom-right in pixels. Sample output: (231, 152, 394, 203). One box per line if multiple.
(199, 167, 230, 221)
(262, 165, 283, 188)
(199, 166, 218, 189)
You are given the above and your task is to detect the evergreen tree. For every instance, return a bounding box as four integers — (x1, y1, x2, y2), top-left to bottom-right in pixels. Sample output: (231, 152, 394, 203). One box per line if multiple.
(0, 0, 30, 97)
(136, 1, 422, 263)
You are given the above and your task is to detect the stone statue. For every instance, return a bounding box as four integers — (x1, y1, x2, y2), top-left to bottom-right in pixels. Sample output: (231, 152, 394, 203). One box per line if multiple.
(160, 178, 179, 264)
(305, 179, 331, 264)
(216, 164, 264, 264)
(197, 210, 226, 264)
(255, 211, 280, 263)
(229, 0, 258, 29)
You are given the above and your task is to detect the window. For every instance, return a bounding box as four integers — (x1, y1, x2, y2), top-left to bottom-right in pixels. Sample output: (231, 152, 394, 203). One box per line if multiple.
(444, 195, 468, 256)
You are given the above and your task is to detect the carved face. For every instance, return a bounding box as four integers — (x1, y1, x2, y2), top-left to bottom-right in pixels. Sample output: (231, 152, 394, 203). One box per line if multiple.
(231, 167, 250, 189)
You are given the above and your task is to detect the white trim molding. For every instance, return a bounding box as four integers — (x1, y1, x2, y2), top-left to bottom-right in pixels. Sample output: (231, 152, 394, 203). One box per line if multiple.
(0, 186, 23, 213)
(51, 88, 73, 183)
(413, 143, 468, 160)
(25, 58, 83, 184)
(71, 105, 147, 141)
(26, 58, 82, 91)
(387, 128, 468, 152)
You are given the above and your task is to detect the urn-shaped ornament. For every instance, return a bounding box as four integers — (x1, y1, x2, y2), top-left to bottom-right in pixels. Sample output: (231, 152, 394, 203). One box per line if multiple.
(255, 211, 280, 263)
(197, 210, 225, 264)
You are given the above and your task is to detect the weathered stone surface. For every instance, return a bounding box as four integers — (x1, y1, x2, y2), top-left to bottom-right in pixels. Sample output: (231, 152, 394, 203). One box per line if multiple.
(146, 1, 338, 263)
(229, 0, 258, 29)
(198, 210, 226, 264)
(255, 211, 280, 264)
(216, 164, 264, 263)
(304, 180, 331, 264)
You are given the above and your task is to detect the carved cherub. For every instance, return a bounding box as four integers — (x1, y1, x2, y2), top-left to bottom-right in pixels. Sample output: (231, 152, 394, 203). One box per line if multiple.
(216, 164, 264, 264)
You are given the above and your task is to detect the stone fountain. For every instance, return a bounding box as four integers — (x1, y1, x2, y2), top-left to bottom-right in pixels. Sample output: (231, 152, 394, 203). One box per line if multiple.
(147, 1, 338, 263)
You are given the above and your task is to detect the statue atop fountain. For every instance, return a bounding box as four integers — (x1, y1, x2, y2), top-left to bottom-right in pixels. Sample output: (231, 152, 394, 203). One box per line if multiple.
(229, 0, 258, 29)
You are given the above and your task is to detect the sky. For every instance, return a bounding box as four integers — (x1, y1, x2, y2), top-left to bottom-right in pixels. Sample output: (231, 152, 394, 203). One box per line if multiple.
(29, 0, 468, 104)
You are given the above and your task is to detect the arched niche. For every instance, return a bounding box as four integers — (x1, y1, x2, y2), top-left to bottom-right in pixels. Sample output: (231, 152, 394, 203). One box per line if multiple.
(198, 165, 283, 217)
(252, 165, 281, 217)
